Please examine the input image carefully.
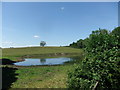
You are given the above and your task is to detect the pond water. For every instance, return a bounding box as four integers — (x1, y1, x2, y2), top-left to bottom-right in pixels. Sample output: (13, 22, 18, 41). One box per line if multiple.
(14, 56, 81, 66)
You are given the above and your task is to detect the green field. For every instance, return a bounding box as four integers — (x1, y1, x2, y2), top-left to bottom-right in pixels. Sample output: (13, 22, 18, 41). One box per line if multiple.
(2, 47, 84, 88)
(9, 65, 74, 88)
(2, 46, 83, 61)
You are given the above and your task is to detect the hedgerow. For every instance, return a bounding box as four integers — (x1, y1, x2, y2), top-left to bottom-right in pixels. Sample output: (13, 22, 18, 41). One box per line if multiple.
(68, 27, 120, 89)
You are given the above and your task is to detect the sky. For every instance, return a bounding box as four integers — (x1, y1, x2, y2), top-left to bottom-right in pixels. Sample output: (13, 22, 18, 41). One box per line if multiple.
(1, 2, 118, 48)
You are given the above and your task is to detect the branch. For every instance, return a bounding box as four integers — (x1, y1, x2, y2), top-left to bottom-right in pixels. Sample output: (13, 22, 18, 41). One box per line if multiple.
(92, 81, 99, 90)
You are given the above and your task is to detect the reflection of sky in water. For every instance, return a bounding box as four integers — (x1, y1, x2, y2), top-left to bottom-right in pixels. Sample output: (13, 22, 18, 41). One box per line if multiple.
(14, 57, 72, 66)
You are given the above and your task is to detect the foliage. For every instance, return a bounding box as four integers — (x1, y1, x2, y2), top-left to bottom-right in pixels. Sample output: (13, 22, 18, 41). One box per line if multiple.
(111, 26, 120, 47)
(40, 41, 46, 47)
(69, 39, 86, 49)
(68, 27, 120, 89)
(69, 42, 78, 48)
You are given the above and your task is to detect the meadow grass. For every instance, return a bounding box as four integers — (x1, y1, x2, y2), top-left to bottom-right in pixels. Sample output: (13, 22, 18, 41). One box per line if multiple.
(2, 47, 84, 88)
(11, 65, 76, 88)
(2, 46, 83, 61)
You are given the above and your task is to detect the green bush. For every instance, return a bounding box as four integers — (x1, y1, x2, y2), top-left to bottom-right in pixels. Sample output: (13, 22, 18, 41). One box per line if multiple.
(68, 27, 120, 89)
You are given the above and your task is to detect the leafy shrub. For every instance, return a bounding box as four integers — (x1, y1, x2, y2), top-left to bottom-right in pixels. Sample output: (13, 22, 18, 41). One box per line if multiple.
(68, 27, 120, 89)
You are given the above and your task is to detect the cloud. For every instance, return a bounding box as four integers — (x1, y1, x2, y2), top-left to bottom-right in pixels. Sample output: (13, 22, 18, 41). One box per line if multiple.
(60, 7, 64, 11)
(33, 35, 40, 38)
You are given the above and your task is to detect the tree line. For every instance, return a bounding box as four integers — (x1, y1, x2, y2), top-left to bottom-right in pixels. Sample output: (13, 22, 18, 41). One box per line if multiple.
(69, 27, 120, 49)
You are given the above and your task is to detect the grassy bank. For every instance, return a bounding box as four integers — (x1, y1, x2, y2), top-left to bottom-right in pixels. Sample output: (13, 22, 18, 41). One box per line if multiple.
(8, 65, 75, 88)
(3, 59, 83, 88)
(2, 47, 83, 61)
(2, 47, 84, 88)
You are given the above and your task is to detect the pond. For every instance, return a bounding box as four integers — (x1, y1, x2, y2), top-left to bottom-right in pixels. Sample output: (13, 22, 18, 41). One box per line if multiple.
(14, 56, 82, 66)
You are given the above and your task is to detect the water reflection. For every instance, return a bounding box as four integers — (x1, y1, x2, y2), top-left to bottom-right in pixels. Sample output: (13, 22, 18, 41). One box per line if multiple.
(40, 58, 46, 64)
(64, 56, 83, 64)
(14, 56, 83, 66)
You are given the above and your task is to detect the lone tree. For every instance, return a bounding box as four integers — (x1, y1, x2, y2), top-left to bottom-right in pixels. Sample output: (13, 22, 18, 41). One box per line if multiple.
(40, 41, 46, 47)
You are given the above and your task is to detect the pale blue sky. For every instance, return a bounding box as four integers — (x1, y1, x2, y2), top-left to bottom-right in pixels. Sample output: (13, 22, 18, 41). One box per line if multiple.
(2, 2, 118, 48)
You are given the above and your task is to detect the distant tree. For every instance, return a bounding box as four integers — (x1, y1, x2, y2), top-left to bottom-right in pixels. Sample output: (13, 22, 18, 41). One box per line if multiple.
(77, 39, 85, 48)
(40, 41, 46, 47)
(69, 42, 78, 48)
(69, 39, 86, 49)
